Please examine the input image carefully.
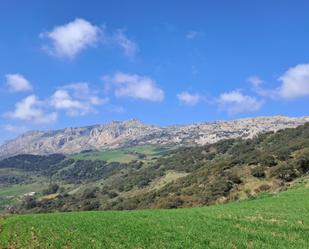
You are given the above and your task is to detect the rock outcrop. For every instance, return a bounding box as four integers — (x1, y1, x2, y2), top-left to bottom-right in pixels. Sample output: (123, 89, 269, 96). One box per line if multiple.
(1, 116, 308, 157)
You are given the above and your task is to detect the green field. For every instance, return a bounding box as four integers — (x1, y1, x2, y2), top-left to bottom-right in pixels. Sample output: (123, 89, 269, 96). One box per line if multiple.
(0, 183, 48, 212)
(71, 145, 172, 163)
(1, 185, 308, 249)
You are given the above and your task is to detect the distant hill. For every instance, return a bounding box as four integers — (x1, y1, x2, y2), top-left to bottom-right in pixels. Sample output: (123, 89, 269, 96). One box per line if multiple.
(1, 116, 309, 157)
(0, 121, 308, 213)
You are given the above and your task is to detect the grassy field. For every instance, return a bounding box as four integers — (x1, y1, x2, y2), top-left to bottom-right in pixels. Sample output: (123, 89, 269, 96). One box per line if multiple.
(0, 182, 48, 212)
(0, 185, 308, 249)
(71, 145, 172, 163)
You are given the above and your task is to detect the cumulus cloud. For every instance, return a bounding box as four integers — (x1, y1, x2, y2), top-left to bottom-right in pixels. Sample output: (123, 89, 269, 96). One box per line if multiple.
(5, 74, 32, 92)
(40, 18, 139, 60)
(177, 92, 200, 105)
(40, 18, 101, 59)
(113, 30, 138, 58)
(104, 72, 164, 102)
(50, 90, 85, 115)
(6, 95, 57, 124)
(50, 82, 108, 116)
(251, 64, 309, 100)
(217, 90, 263, 115)
(277, 63, 309, 99)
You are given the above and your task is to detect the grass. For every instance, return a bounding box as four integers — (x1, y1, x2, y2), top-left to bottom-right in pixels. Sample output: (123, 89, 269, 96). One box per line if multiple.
(150, 171, 189, 190)
(0, 186, 308, 249)
(0, 183, 47, 198)
(0, 182, 48, 213)
(70, 145, 172, 163)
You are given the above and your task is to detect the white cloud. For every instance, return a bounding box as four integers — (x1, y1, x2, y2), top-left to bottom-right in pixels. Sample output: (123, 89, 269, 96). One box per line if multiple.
(248, 76, 263, 88)
(40, 18, 101, 59)
(217, 90, 263, 115)
(177, 92, 200, 105)
(50, 90, 85, 116)
(278, 63, 309, 99)
(4, 83, 107, 126)
(104, 72, 164, 102)
(113, 30, 138, 58)
(251, 64, 309, 100)
(5, 74, 32, 92)
(249, 76, 276, 98)
(40, 18, 139, 59)
(50, 82, 108, 116)
(6, 95, 57, 124)
(62, 82, 107, 106)
(186, 31, 200, 40)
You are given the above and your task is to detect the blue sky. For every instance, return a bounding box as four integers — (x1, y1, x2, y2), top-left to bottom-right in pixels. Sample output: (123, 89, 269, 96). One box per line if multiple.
(1, 0, 309, 142)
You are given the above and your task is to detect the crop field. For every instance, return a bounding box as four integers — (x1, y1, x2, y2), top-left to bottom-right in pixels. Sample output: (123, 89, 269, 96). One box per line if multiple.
(0, 185, 308, 249)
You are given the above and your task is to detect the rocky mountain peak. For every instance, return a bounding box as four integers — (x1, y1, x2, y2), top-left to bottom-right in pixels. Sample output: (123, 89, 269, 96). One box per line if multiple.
(0, 116, 308, 157)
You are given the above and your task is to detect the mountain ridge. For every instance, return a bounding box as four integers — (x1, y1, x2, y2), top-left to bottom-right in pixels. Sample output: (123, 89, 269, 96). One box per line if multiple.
(1, 115, 309, 157)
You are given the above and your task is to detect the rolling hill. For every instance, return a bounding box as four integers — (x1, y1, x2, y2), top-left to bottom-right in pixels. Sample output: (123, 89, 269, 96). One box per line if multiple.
(0, 121, 309, 213)
(0, 182, 308, 249)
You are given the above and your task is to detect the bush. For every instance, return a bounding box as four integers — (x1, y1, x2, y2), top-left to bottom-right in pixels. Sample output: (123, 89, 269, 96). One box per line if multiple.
(42, 184, 59, 195)
(108, 191, 118, 199)
(137, 178, 151, 188)
(156, 196, 184, 209)
(82, 200, 100, 211)
(297, 158, 309, 174)
(261, 155, 277, 167)
(228, 173, 242, 184)
(82, 187, 99, 199)
(22, 196, 37, 209)
(251, 167, 266, 178)
(257, 184, 271, 192)
(272, 163, 299, 182)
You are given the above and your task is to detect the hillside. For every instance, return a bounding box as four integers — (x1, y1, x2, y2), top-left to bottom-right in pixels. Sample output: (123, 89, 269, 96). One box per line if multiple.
(0, 122, 309, 213)
(1, 116, 308, 157)
(1, 183, 308, 249)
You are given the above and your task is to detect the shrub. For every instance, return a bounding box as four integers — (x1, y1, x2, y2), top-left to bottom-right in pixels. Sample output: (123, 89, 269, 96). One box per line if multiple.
(251, 167, 266, 178)
(82, 187, 99, 199)
(297, 158, 309, 174)
(156, 196, 184, 209)
(272, 163, 300, 182)
(257, 184, 271, 192)
(81, 200, 100, 211)
(22, 196, 37, 209)
(228, 173, 242, 184)
(137, 178, 151, 188)
(42, 184, 59, 195)
(108, 191, 118, 199)
(261, 155, 277, 167)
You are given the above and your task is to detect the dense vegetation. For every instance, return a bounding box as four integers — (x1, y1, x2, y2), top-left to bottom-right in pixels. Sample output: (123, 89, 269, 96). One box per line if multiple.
(0, 154, 65, 172)
(0, 183, 308, 249)
(0, 123, 309, 213)
(103, 123, 309, 210)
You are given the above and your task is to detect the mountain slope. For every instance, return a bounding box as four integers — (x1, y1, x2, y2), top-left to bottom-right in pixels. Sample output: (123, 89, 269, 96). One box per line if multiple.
(1, 122, 309, 213)
(1, 116, 309, 157)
